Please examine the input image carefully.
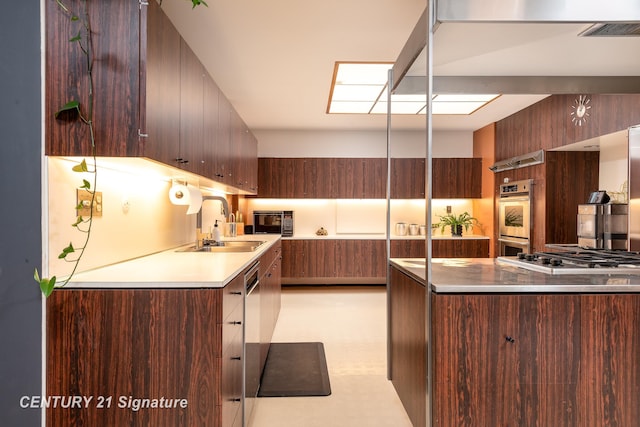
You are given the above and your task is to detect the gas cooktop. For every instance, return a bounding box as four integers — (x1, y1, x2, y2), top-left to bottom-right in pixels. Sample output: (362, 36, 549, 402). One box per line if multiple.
(498, 249, 640, 275)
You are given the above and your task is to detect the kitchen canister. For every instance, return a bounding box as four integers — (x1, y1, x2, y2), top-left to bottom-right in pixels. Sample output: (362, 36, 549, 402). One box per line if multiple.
(419, 225, 427, 235)
(409, 223, 419, 235)
(395, 222, 407, 236)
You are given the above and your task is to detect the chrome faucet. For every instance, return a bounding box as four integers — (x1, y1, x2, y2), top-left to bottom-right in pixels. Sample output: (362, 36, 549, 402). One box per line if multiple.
(196, 196, 229, 247)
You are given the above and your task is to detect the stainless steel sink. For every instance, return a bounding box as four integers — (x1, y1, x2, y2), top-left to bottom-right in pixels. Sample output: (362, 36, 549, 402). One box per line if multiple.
(178, 240, 266, 253)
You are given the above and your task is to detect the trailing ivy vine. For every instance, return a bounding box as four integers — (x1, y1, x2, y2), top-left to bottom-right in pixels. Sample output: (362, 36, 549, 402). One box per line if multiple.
(35, 0, 206, 297)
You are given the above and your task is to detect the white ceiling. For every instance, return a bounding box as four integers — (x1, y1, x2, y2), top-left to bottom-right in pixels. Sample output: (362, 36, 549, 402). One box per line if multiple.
(160, 1, 640, 133)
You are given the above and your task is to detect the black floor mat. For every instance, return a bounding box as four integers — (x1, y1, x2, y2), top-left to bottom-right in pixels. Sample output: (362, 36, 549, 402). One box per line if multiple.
(258, 342, 331, 397)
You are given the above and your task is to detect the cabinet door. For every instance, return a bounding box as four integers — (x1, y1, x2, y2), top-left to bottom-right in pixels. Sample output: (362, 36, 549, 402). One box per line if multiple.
(363, 158, 388, 198)
(179, 39, 205, 175)
(432, 294, 580, 426)
(578, 294, 640, 426)
(432, 158, 482, 198)
(202, 73, 220, 180)
(281, 239, 304, 277)
(46, 0, 142, 157)
(432, 239, 489, 258)
(390, 240, 426, 258)
(389, 266, 426, 427)
(391, 158, 425, 199)
(334, 240, 386, 278)
(242, 128, 259, 194)
(216, 94, 233, 184)
(334, 158, 364, 198)
(303, 158, 334, 198)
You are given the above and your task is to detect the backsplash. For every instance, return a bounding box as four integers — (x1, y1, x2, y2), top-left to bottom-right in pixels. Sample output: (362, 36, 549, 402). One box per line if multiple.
(46, 157, 198, 278)
(246, 198, 477, 237)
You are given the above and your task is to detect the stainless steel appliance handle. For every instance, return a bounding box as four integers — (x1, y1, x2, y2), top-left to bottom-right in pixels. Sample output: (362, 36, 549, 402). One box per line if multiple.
(245, 261, 260, 294)
(498, 237, 530, 246)
(498, 196, 530, 202)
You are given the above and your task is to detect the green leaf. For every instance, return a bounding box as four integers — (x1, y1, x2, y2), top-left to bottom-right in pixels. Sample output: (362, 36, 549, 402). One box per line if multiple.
(58, 243, 75, 259)
(71, 15, 79, 21)
(72, 159, 89, 172)
(34, 269, 56, 298)
(41, 276, 56, 298)
(72, 216, 83, 227)
(191, 0, 208, 8)
(80, 179, 91, 190)
(69, 30, 82, 42)
(54, 100, 80, 118)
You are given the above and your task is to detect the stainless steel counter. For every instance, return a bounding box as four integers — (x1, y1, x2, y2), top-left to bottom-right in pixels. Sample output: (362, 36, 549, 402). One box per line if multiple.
(390, 258, 640, 293)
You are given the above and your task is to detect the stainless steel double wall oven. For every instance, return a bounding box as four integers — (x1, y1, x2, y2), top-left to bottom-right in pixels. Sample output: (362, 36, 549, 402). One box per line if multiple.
(498, 179, 533, 256)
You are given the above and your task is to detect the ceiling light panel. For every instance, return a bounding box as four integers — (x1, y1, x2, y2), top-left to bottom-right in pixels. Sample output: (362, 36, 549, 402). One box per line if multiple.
(328, 62, 500, 115)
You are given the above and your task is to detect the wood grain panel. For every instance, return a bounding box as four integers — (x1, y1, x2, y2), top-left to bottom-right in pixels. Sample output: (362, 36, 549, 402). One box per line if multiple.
(179, 39, 205, 175)
(46, 0, 142, 157)
(432, 239, 489, 258)
(432, 294, 580, 427)
(144, 0, 181, 166)
(545, 151, 600, 244)
(47, 289, 223, 426)
(433, 158, 482, 198)
(389, 266, 426, 427)
(578, 294, 640, 427)
(391, 158, 425, 199)
(496, 94, 640, 160)
(303, 158, 333, 198)
(390, 239, 427, 258)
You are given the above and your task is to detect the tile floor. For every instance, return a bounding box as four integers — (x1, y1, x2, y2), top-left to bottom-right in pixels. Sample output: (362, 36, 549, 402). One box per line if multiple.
(251, 285, 413, 427)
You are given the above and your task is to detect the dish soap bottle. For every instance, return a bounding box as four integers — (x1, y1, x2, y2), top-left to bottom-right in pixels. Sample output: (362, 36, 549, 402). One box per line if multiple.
(212, 220, 222, 242)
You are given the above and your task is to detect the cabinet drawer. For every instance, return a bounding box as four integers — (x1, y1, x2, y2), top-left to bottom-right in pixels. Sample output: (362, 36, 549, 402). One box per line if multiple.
(221, 301, 243, 355)
(220, 339, 243, 427)
(222, 274, 244, 321)
(260, 242, 282, 277)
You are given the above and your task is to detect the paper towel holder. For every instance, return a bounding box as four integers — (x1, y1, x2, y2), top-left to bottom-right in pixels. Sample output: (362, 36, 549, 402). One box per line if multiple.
(170, 178, 188, 200)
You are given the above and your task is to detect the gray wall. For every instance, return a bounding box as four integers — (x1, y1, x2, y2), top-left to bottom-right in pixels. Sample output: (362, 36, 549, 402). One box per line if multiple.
(0, 1, 43, 425)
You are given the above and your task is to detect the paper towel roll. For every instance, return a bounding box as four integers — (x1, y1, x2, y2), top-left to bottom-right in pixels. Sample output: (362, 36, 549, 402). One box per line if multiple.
(169, 184, 203, 215)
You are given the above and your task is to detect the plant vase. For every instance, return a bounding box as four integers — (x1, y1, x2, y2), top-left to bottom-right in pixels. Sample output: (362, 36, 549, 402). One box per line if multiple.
(452, 224, 463, 237)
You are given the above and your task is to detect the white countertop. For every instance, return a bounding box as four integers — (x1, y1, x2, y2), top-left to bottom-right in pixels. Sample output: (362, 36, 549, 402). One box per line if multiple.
(59, 235, 281, 289)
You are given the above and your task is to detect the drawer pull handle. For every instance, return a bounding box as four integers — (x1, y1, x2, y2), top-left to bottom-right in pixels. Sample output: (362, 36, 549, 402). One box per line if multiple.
(505, 336, 515, 344)
(230, 291, 242, 295)
(231, 398, 241, 402)
(231, 321, 242, 325)
(231, 356, 241, 361)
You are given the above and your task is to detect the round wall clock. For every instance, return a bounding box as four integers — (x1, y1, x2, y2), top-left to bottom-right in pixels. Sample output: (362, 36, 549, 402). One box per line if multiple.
(570, 95, 591, 126)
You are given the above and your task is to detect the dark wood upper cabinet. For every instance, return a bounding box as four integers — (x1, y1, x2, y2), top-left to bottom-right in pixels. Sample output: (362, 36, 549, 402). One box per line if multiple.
(179, 39, 205, 175)
(45, 0, 258, 194)
(391, 158, 425, 199)
(45, 0, 142, 157)
(202, 73, 220, 180)
(432, 157, 482, 198)
(143, 0, 181, 166)
(258, 157, 482, 199)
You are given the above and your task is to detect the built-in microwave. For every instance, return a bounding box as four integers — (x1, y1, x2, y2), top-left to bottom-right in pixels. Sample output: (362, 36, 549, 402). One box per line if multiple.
(253, 210, 294, 237)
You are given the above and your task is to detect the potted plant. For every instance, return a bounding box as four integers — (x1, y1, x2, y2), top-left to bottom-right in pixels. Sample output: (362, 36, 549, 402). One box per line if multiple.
(435, 211, 478, 236)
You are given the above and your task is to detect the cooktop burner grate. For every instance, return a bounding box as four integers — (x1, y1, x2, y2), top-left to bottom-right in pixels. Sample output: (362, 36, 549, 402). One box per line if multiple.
(517, 249, 640, 269)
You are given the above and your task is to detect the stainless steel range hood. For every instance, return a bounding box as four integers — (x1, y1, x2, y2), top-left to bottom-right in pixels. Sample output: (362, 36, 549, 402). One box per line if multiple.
(392, 0, 640, 96)
(489, 150, 544, 173)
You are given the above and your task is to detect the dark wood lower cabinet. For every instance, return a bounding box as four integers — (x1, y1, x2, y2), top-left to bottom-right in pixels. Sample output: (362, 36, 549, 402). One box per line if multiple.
(390, 238, 490, 258)
(433, 293, 581, 426)
(389, 266, 427, 427)
(46, 278, 246, 427)
(389, 266, 640, 427)
(281, 239, 386, 284)
(578, 294, 640, 426)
